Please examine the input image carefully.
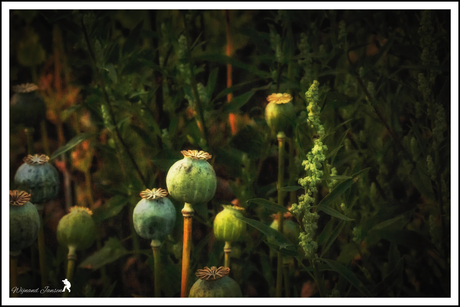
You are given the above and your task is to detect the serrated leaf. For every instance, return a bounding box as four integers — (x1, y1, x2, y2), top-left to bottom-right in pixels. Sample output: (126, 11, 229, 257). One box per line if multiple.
(246, 198, 289, 213)
(234, 215, 295, 251)
(280, 185, 303, 192)
(79, 237, 129, 270)
(49, 133, 93, 160)
(321, 258, 371, 297)
(92, 195, 129, 223)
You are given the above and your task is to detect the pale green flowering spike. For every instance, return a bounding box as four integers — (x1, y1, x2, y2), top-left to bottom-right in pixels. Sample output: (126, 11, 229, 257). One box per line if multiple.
(426, 155, 436, 181)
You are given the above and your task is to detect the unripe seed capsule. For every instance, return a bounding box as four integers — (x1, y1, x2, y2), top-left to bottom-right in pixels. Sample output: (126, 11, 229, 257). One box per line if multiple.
(14, 154, 59, 204)
(265, 93, 296, 135)
(189, 266, 242, 297)
(10, 83, 46, 128)
(57, 206, 96, 251)
(213, 205, 246, 242)
(10, 190, 40, 253)
(166, 150, 217, 205)
(133, 188, 176, 243)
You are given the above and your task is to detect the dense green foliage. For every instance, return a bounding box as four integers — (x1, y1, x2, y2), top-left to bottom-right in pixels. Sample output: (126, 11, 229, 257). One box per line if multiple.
(9, 10, 451, 298)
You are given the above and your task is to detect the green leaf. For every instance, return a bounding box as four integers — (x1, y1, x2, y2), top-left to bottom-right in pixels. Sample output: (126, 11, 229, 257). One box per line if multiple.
(317, 179, 353, 211)
(321, 220, 347, 257)
(79, 237, 129, 270)
(372, 258, 404, 296)
(321, 258, 371, 297)
(193, 53, 271, 79)
(211, 79, 261, 103)
(123, 20, 143, 56)
(350, 167, 371, 179)
(369, 215, 405, 231)
(207, 67, 219, 98)
(105, 63, 117, 83)
(326, 145, 343, 160)
(317, 218, 335, 246)
(323, 175, 352, 181)
(319, 205, 354, 221)
(234, 215, 295, 251)
(246, 198, 289, 213)
(49, 133, 93, 160)
(280, 185, 303, 192)
(223, 90, 255, 113)
(92, 195, 129, 223)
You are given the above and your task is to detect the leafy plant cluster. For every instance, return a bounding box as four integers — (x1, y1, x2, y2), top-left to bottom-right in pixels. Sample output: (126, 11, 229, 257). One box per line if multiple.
(9, 9, 451, 297)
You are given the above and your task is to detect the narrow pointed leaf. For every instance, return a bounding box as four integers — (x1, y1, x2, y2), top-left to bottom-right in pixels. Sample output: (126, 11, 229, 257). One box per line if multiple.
(246, 198, 289, 213)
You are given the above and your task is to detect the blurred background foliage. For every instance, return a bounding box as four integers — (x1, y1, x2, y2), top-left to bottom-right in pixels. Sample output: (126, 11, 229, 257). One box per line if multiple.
(9, 9, 451, 297)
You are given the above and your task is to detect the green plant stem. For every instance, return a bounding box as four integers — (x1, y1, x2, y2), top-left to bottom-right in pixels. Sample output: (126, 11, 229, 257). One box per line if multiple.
(224, 241, 231, 268)
(24, 127, 34, 155)
(95, 235, 109, 289)
(80, 16, 147, 188)
(312, 260, 326, 297)
(276, 131, 286, 297)
(84, 170, 94, 208)
(288, 138, 297, 206)
(182, 12, 209, 147)
(10, 252, 19, 297)
(40, 120, 50, 156)
(181, 202, 194, 297)
(283, 261, 290, 297)
(36, 206, 47, 290)
(129, 204, 140, 256)
(63, 246, 77, 297)
(151, 240, 162, 297)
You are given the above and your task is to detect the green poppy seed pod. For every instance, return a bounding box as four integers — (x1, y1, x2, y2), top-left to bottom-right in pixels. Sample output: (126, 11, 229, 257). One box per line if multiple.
(269, 217, 300, 244)
(133, 188, 176, 244)
(265, 93, 296, 135)
(10, 83, 46, 128)
(213, 205, 246, 242)
(14, 154, 59, 204)
(189, 266, 242, 297)
(10, 191, 40, 254)
(166, 150, 217, 205)
(57, 206, 96, 251)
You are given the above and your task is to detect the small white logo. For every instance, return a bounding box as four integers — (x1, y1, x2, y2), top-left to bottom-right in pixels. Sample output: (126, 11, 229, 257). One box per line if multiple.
(62, 279, 71, 293)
